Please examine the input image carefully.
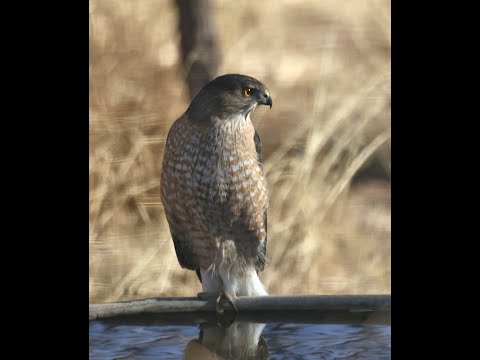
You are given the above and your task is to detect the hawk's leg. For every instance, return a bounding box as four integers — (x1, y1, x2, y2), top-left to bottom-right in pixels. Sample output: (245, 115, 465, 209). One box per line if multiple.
(197, 291, 238, 314)
(215, 291, 238, 315)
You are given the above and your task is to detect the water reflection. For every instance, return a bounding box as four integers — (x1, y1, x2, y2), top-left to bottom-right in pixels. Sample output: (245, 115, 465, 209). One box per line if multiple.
(89, 310, 391, 359)
(184, 322, 268, 360)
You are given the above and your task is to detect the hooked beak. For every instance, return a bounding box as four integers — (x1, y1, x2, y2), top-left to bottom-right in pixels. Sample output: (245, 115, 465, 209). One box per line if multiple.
(260, 91, 272, 109)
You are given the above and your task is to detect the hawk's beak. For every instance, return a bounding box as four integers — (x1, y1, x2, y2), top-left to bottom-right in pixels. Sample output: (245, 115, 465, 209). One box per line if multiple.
(266, 95, 272, 109)
(260, 92, 272, 109)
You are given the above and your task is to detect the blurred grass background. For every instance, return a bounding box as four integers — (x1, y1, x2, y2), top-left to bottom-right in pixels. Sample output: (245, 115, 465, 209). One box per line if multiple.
(89, 0, 391, 303)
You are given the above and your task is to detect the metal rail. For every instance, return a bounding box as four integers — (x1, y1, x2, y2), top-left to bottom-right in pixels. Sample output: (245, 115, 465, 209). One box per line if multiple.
(89, 294, 391, 321)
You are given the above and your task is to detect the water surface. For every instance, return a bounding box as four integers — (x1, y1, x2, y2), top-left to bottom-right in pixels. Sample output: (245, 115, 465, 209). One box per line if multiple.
(90, 315, 390, 359)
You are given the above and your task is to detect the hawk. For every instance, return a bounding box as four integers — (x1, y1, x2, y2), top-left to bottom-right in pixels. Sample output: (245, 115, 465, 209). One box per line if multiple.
(161, 74, 272, 312)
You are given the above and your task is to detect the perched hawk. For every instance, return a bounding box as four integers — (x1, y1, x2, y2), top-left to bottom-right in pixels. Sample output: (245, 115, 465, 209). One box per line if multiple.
(161, 74, 272, 312)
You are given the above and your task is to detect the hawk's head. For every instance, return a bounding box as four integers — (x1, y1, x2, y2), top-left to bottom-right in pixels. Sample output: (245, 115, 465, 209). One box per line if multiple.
(187, 74, 272, 121)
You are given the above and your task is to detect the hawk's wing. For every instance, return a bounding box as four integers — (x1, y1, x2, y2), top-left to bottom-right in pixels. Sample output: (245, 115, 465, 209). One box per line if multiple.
(170, 231, 198, 270)
(161, 115, 202, 280)
(254, 130, 267, 273)
(171, 228, 202, 282)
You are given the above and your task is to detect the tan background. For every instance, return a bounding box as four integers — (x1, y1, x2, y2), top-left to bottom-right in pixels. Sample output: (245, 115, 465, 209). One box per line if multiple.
(89, 0, 391, 303)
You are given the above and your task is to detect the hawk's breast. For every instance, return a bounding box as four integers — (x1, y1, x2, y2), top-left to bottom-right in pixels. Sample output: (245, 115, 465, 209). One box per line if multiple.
(161, 113, 268, 268)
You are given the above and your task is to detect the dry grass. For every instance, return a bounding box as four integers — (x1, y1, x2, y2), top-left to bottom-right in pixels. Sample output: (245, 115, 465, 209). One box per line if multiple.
(89, 0, 391, 303)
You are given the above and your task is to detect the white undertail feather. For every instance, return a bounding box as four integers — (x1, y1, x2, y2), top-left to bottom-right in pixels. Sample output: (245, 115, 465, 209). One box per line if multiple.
(200, 267, 220, 293)
(200, 266, 268, 297)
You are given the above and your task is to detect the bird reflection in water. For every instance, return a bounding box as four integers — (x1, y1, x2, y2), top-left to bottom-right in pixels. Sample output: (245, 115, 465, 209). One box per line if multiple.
(183, 321, 268, 360)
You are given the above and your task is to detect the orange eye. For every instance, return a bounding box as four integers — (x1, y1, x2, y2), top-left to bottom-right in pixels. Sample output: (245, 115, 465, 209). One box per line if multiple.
(244, 88, 252, 96)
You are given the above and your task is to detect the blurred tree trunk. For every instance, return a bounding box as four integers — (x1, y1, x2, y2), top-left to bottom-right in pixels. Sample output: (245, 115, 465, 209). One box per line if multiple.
(175, 0, 220, 100)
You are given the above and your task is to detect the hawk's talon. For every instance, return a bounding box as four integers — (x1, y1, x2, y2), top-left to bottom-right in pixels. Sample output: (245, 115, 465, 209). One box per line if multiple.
(215, 291, 238, 327)
(216, 293, 224, 315)
(224, 292, 238, 313)
(215, 291, 238, 315)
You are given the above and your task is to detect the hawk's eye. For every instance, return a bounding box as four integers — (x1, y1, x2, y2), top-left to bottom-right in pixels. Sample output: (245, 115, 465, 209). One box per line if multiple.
(244, 88, 252, 96)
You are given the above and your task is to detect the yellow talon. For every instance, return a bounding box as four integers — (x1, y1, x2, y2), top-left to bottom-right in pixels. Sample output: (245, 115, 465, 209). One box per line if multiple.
(216, 293, 224, 314)
(215, 291, 238, 314)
